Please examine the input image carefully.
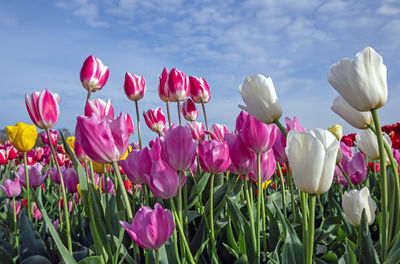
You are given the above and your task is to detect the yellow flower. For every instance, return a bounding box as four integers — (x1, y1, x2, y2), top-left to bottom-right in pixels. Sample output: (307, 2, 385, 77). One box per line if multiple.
(92, 161, 110, 174)
(77, 184, 81, 196)
(119, 145, 133, 160)
(328, 124, 343, 141)
(263, 180, 272, 190)
(5, 122, 38, 152)
(66, 136, 75, 154)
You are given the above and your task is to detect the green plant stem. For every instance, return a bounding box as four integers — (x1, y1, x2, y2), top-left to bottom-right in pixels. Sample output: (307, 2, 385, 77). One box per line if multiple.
(178, 171, 185, 260)
(46, 128, 72, 254)
(104, 173, 116, 252)
(177, 100, 182, 125)
(166, 101, 172, 127)
(209, 174, 217, 262)
(286, 162, 297, 222)
(244, 176, 257, 253)
(371, 109, 388, 260)
(273, 119, 287, 137)
(337, 163, 355, 189)
(169, 199, 182, 264)
(201, 101, 209, 132)
(155, 249, 159, 264)
(261, 183, 267, 255)
(300, 192, 308, 264)
(134, 100, 142, 150)
(277, 163, 287, 217)
(112, 161, 133, 221)
(307, 195, 316, 264)
(23, 152, 32, 221)
(13, 197, 18, 250)
(256, 153, 261, 263)
(317, 195, 325, 221)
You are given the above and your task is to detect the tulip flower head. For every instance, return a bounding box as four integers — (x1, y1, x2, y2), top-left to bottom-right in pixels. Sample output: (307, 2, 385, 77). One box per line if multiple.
(330, 96, 373, 129)
(182, 98, 199, 122)
(6, 122, 38, 152)
(0, 178, 21, 198)
(6, 145, 17, 160)
(199, 140, 231, 174)
(85, 98, 114, 119)
(119, 148, 151, 185)
(158, 68, 170, 102)
(225, 133, 256, 176)
(189, 76, 211, 103)
(124, 72, 146, 101)
(355, 129, 391, 161)
(187, 121, 205, 142)
(167, 68, 190, 102)
(248, 149, 276, 183)
(342, 187, 377, 226)
(80, 55, 109, 92)
(17, 163, 47, 189)
(328, 124, 343, 141)
(205, 123, 228, 143)
(143, 107, 166, 134)
(40, 129, 59, 146)
(119, 112, 135, 137)
(25, 89, 60, 129)
(0, 149, 7, 164)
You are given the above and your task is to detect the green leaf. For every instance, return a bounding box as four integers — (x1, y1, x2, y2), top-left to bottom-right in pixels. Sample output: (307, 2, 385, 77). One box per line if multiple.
(358, 209, 380, 264)
(78, 256, 103, 264)
(20, 255, 52, 264)
(338, 241, 357, 264)
(0, 246, 14, 264)
(188, 172, 210, 208)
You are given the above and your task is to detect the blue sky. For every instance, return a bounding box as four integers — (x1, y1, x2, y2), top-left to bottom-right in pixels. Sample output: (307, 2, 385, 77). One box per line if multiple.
(1, 0, 399, 144)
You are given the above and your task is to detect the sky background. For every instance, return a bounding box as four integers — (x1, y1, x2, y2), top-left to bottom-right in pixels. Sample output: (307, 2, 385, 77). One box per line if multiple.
(1, 0, 399, 144)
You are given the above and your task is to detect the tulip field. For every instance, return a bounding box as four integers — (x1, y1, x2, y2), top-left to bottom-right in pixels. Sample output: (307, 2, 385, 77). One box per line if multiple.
(1, 46, 400, 264)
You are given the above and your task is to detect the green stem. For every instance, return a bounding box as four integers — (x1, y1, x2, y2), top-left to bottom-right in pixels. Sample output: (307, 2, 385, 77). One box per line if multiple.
(209, 174, 218, 262)
(337, 163, 355, 189)
(177, 100, 182, 125)
(301, 192, 309, 264)
(256, 153, 261, 263)
(166, 101, 172, 127)
(286, 162, 297, 223)
(178, 171, 185, 259)
(307, 195, 316, 264)
(104, 173, 116, 252)
(155, 249, 159, 264)
(169, 199, 182, 264)
(273, 119, 288, 137)
(317, 195, 325, 221)
(261, 183, 267, 254)
(13, 197, 18, 250)
(277, 163, 287, 217)
(134, 100, 142, 150)
(201, 101, 209, 132)
(23, 152, 32, 221)
(112, 161, 133, 221)
(244, 176, 257, 253)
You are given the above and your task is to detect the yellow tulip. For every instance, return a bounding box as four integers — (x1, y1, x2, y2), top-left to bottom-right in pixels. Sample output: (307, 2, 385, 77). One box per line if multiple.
(262, 180, 272, 190)
(92, 161, 110, 174)
(66, 136, 75, 154)
(328, 124, 343, 141)
(5, 122, 38, 152)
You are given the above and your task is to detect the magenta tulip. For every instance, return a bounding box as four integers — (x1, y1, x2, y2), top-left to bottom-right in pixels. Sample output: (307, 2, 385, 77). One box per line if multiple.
(17, 163, 46, 189)
(167, 68, 190, 102)
(225, 133, 256, 175)
(143, 107, 166, 134)
(205, 123, 228, 142)
(235, 111, 249, 133)
(75, 113, 129, 163)
(47, 166, 63, 184)
(63, 167, 79, 193)
(394, 149, 400, 164)
(25, 89, 60, 129)
(158, 68, 170, 102)
(248, 149, 276, 183)
(124, 72, 146, 101)
(119, 112, 135, 137)
(273, 117, 305, 163)
(182, 98, 199, 122)
(74, 140, 90, 162)
(199, 140, 231, 174)
(189, 76, 211, 103)
(6, 201, 22, 215)
(120, 203, 175, 249)
(162, 126, 196, 171)
(334, 151, 367, 186)
(0, 149, 7, 164)
(40, 129, 59, 146)
(34, 147, 44, 162)
(32, 202, 42, 220)
(6, 145, 17, 160)
(241, 114, 277, 154)
(80, 55, 109, 92)
(85, 98, 114, 119)
(0, 178, 21, 197)
(119, 148, 151, 184)
(187, 121, 205, 142)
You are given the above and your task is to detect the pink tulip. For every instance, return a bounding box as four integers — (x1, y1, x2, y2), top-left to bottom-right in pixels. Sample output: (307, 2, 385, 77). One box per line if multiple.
(53, 219, 60, 231)
(74, 140, 90, 162)
(34, 147, 44, 162)
(167, 68, 190, 102)
(25, 89, 60, 129)
(199, 140, 231, 174)
(190, 159, 198, 175)
(17, 163, 46, 189)
(162, 126, 196, 171)
(26, 150, 35, 165)
(273, 117, 305, 163)
(119, 148, 152, 184)
(85, 98, 114, 119)
(6, 201, 22, 215)
(75, 113, 129, 163)
(394, 149, 400, 164)
(189, 76, 211, 103)
(248, 149, 276, 183)
(149, 137, 167, 162)
(187, 121, 205, 142)
(32, 202, 42, 220)
(56, 153, 66, 166)
(235, 111, 249, 133)
(94, 174, 116, 194)
(7, 145, 17, 160)
(0, 178, 21, 197)
(143, 107, 166, 134)
(205, 123, 229, 143)
(63, 167, 79, 193)
(225, 133, 256, 175)
(80, 55, 109, 92)
(158, 68, 170, 102)
(120, 203, 175, 249)
(240, 114, 277, 154)
(334, 151, 367, 186)
(57, 145, 65, 154)
(0, 149, 7, 164)
(47, 166, 63, 184)
(124, 72, 146, 101)
(43, 146, 51, 159)
(182, 98, 199, 122)
(119, 112, 134, 137)
(40, 129, 59, 146)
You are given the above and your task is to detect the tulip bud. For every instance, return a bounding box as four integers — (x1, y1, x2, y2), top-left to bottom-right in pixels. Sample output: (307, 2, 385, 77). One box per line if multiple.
(85, 98, 114, 119)
(328, 124, 343, 141)
(248, 149, 276, 183)
(25, 89, 60, 129)
(181, 98, 199, 122)
(187, 121, 205, 142)
(331, 96, 373, 129)
(355, 129, 391, 161)
(167, 68, 190, 102)
(80, 55, 109, 92)
(199, 140, 231, 174)
(143, 107, 166, 134)
(40, 129, 59, 146)
(6, 145, 17, 160)
(119, 148, 151, 185)
(225, 133, 256, 176)
(205, 123, 228, 143)
(0, 149, 8, 165)
(124, 72, 146, 101)
(342, 187, 376, 226)
(34, 147, 44, 162)
(189, 76, 211, 103)
(119, 112, 135, 137)
(158, 68, 170, 102)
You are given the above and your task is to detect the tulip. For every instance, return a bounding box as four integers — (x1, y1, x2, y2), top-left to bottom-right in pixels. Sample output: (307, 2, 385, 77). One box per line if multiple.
(56, 153, 66, 166)
(5, 122, 38, 152)
(235, 111, 249, 133)
(34, 147, 44, 162)
(273, 117, 305, 163)
(32, 202, 42, 220)
(162, 126, 196, 171)
(328, 124, 343, 141)
(335, 151, 367, 186)
(199, 140, 231, 174)
(167, 68, 190, 102)
(6, 201, 22, 215)
(40, 129, 59, 146)
(189, 76, 211, 103)
(248, 149, 276, 183)
(286, 128, 340, 194)
(187, 121, 205, 142)
(75, 113, 129, 164)
(143, 107, 166, 134)
(124, 72, 146, 101)
(43, 146, 51, 159)
(394, 149, 400, 165)
(158, 68, 170, 102)
(25, 89, 60, 129)
(17, 163, 47, 189)
(355, 129, 391, 160)
(368, 162, 380, 173)
(73, 138, 90, 162)
(341, 133, 356, 147)
(63, 167, 79, 193)
(330, 96, 373, 129)
(328, 47, 387, 111)
(6, 145, 17, 160)
(240, 114, 278, 154)
(238, 74, 282, 124)
(119, 148, 151, 184)
(342, 187, 377, 226)
(85, 98, 114, 119)
(182, 98, 199, 122)
(80, 55, 109, 92)
(0, 149, 7, 164)
(205, 123, 228, 143)
(120, 203, 174, 250)
(225, 133, 256, 175)
(47, 166, 62, 184)
(0, 178, 21, 197)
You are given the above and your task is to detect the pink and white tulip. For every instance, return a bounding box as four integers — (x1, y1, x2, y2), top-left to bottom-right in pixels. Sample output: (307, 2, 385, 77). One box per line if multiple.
(124, 72, 146, 101)
(0, 149, 7, 164)
(167, 68, 190, 102)
(80, 55, 109, 92)
(205, 123, 228, 143)
(40, 129, 59, 146)
(189, 76, 211, 103)
(199, 140, 231, 174)
(25, 89, 60, 129)
(85, 98, 114, 119)
(143, 107, 166, 134)
(182, 98, 199, 122)
(187, 121, 205, 142)
(158, 68, 170, 102)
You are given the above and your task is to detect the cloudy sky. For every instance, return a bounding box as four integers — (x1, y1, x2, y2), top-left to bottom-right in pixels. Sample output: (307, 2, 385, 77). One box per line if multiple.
(1, 0, 399, 144)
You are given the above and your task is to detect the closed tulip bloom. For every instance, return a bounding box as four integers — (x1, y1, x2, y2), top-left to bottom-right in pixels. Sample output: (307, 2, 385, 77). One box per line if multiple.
(286, 128, 340, 194)
(328, 124, 343, 141)
(120, 203, 174, 249)
(182, 98, 199, 121)
(124, 72, 146, 101)
(331, 96, 373, 129)
(355, 129, 391, 160)
(146, 159, 182, 199)
(34, 147, 44, 162)
(40, 129, 59, 146)
(273, 117, 305, 163)
(225, 133, 256, 175)
(75, 113, 129, 163)
(85, 98, 114, 119)
(167, 68, 190, 102)
(6, 145, 17, 160)
(119, 112, 135, 137)
(328, 47, 387, 111)
(248, 149, 276, 183)
(25, 89, 60, 129)
(342, 187, 376, 226)
(187, 121, 205, 142)
(17, 163, 47, 189)
(0, 178, 21, 197)
(6, 122, 38, 152)
(46, 166, 62, 184)
(235, 111, 249, 133)
(238, 74, 282, 124)
(205, 123, 228, 143)
(189, 76, 211, 103)
(199, 140, 231, 174)
(143, 107, 166, 134)
(241, 114, 278, 154)
(119, 148, 151, 184)
(63, 167, 78, 193)
(32, 203, 42, 220)
(73, 138, 90, 162)
(158, 68, 170, 102)
(80, 55, 109, 92)
(6, 201, 22, 215)
(335, 146, 367, 186)
(163, 126, 196, 171)
(0, 149, 7, 164)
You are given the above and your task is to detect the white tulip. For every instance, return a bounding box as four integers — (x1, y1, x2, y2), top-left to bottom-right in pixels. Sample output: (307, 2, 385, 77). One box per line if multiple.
(355, 129, 391, 160)
(342, 187, 377, 226)
(286, 128, 340, 194)
(328, 47, 387, 111)
(238, 74, 282, 124)
(331, 95, 373, 129)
